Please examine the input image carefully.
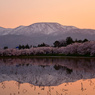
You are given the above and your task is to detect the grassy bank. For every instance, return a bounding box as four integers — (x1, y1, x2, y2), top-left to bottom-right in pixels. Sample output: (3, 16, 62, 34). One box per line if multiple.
(0, 54, 95, 59)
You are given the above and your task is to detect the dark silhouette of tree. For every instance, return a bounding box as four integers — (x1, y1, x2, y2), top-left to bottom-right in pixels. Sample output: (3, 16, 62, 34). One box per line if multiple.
(77, 40, 82, 43)
(38, 43, 49, 47)
(66, 37, 74, 45)
(53, 41, 60, 47)
(74, 38, 89, 43)
(54, 65, 62, 70)
(25, 44, 30, 49)
(18, 45, 22, 49)
(4, 46, 8, 49)
(22, 45, 25, 49)
(83, 39, 88, 42)
(18, 44, 29, 49)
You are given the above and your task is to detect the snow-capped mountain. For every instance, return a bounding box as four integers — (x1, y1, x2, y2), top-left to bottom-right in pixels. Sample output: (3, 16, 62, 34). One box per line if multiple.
(0, 27, 12, 35)
(1, 22, 78, 35)
(0, 22, 95, 48)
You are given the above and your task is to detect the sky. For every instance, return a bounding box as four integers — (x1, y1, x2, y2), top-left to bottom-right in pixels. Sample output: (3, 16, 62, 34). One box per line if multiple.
(0, 0, 95, 29)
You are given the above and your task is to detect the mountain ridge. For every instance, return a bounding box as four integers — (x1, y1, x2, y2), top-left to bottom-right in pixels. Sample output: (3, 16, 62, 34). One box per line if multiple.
(0, 22, 95, 48)
(0, 22, 79, 35)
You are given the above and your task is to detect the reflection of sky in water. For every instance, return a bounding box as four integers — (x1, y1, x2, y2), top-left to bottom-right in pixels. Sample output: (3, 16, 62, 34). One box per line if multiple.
(0, 57, 95, 94)
(0, 79, 95, 95)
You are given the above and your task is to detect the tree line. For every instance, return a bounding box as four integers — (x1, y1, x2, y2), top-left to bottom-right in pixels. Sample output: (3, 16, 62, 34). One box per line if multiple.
(1, 41, 95, 56)
(3, 37, 89, 49)
(53, 37, 88, 47)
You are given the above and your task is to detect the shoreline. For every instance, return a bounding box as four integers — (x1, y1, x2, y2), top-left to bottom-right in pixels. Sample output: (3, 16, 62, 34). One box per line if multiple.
(0, 55, 95, 59)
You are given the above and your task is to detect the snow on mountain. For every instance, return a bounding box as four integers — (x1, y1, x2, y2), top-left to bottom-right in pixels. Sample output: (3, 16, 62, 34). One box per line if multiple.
(0, 27, 6, 31)
(27, 22, 78, 34)
(0, 22, 95, 48)
(0, 27, 12, 35)
(0, 23, 78, 35)
(0, 22, 95, 36)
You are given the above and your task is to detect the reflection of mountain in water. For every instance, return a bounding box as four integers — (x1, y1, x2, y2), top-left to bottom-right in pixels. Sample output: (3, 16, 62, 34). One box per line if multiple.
(0, 58, 95, 86)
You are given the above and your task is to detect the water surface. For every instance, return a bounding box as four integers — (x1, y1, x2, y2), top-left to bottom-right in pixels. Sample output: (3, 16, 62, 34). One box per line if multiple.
(0, 57, 95, 95)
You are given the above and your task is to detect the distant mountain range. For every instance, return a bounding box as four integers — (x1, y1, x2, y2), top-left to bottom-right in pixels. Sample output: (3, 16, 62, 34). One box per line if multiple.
(0, 22, 95, 48)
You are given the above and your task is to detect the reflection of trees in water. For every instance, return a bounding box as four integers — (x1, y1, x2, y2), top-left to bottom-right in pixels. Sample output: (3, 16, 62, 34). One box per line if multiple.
(54, 65, 73, 74)
(0, 58, 95, 86)
(0, 58, 95, 73)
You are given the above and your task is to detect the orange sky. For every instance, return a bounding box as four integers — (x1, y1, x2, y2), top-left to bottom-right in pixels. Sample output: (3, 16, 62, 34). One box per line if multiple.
(0, 0, 95, 29)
